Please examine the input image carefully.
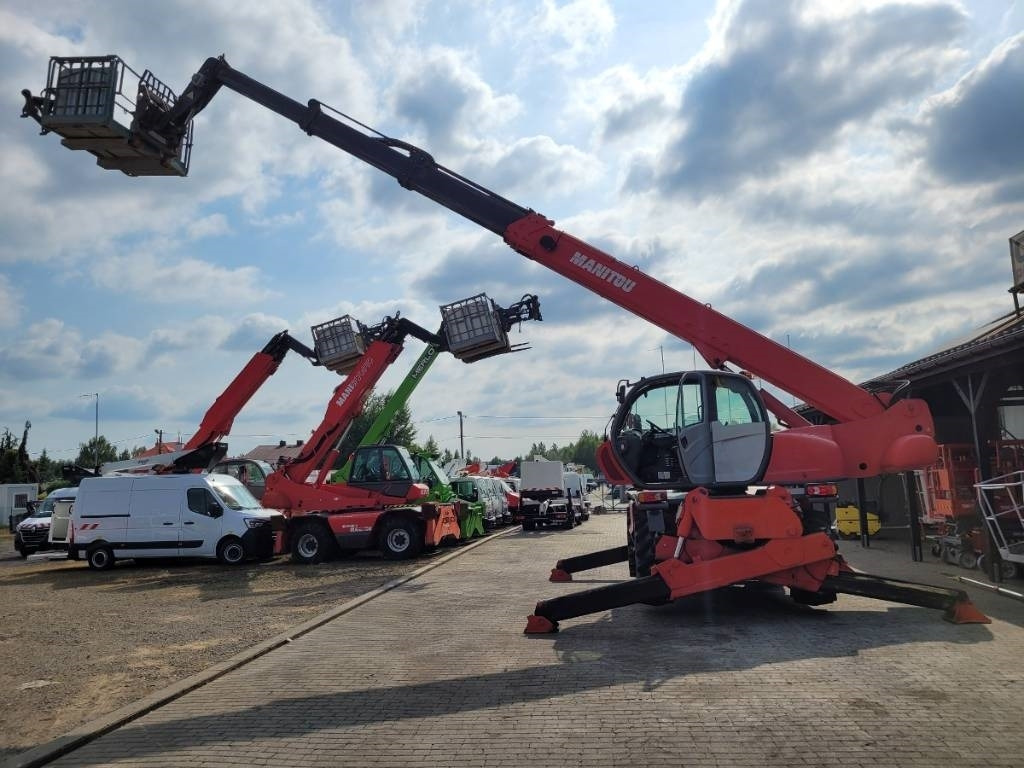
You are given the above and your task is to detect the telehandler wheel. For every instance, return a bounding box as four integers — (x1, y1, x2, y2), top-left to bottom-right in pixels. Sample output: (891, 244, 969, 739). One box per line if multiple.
(86, 545, 115, 571)
(290, 520, 334, 565)
(379, 517, 423, 560)
(631, 507, 656, 578)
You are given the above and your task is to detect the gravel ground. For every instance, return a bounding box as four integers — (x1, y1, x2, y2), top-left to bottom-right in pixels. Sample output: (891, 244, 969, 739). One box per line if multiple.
(0, 530, 428, 760)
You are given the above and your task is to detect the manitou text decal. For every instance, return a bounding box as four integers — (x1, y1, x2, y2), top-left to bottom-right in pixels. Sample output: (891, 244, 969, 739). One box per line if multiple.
(334, 362, 369, 408)
(569, 252, 636, 293)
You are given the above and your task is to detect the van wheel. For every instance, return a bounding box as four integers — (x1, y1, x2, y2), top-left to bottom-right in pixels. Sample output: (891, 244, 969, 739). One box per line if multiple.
(87, 545, 115, 571)
(16, 545, 28, 559)
(379, 517, 422, 560)
(291, 520, 334, 564)
(216, 536, 247, 565)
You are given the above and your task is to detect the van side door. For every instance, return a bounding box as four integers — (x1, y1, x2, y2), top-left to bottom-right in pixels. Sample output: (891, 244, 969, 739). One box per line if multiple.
(124, 488, 183, 558)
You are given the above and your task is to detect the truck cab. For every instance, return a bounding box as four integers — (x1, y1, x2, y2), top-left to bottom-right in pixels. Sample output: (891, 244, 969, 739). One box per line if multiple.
(211, 458, 275, 501)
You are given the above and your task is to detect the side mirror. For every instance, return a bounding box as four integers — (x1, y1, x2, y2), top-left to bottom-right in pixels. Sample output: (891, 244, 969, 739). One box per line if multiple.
(209, 502, 223, 518)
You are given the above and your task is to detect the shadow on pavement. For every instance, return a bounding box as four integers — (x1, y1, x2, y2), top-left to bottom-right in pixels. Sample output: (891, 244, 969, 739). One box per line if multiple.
(66, 585, 993, 764)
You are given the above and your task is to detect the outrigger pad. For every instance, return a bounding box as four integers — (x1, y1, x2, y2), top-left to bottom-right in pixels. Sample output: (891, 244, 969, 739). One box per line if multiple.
(549, 568, 573, 582)
(524, 614, 558, 634)
(944, 599, 991, 625)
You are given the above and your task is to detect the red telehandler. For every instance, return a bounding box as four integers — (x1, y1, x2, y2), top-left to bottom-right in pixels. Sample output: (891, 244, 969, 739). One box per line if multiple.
(21, 55, 989, 625)
(62, 295, 541, 563)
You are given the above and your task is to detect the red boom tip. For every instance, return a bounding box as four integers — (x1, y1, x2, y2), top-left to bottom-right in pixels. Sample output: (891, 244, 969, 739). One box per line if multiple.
(549, 568, 572, 582)
(524, 614, 558, 634)
(943, 599, 991, 625)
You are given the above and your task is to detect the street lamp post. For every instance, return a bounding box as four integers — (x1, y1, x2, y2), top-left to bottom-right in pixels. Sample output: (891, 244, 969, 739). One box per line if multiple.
(457, 410, 465, 460)
(80, 393, 99, 470)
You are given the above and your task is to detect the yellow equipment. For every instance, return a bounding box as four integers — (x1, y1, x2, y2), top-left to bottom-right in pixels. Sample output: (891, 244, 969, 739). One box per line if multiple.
(835, 505, 881, 538)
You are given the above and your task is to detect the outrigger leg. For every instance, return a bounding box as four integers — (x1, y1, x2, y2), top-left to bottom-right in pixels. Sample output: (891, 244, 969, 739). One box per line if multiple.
(526, 557, 990, 634)
(549, 545, 629, 582)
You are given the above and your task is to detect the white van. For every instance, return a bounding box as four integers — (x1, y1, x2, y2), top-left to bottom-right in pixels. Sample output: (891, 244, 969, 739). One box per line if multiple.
(70, 474, 284, 570)
(14, 486, 77, 557)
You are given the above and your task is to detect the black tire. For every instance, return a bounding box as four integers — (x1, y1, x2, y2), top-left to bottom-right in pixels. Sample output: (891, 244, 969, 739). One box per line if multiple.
(523, 520, 536, 531)
(290, 520, 335, 564)
(957, 550, 978, 570)
(379, 517, 423, 560)
(216, 535, 247, 565)
(626, 509, 637, 577)
(16, 545, 28, 559)
(562, 506, 575, 530)
(632, 505, 656, 578)
(977, 556, 1018, 580)
(86, 545, 115, 571)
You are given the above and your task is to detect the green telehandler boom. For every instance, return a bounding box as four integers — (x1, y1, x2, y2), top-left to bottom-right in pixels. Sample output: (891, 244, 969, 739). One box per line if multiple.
(328, 344, 488, 540)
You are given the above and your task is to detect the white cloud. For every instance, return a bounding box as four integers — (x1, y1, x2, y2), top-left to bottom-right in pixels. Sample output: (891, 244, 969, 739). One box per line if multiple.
(90, 252, 273, 304)
(490, 0, 616, 70)
(187, 214, 232, 240)
(0, 275, 21, 327)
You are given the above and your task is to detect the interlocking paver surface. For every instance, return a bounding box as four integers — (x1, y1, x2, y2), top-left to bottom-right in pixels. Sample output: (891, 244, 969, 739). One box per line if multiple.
(46, 514, 1024, 768)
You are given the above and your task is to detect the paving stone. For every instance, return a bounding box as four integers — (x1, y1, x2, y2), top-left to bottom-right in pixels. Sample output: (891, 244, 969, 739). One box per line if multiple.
(46, 514, 1024, 768)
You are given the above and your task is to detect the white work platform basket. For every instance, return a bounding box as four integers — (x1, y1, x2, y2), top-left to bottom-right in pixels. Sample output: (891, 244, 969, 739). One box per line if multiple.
(311, 316, 366, 374)
(36, 56, 191, 176)
(440, 294, 509, 362)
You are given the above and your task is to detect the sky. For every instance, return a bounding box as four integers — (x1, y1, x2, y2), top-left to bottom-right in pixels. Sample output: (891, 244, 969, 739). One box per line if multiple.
(1, 0, 1022, 467)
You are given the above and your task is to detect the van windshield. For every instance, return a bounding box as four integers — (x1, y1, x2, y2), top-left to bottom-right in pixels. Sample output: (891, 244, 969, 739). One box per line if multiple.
(212, 483, 263, 511)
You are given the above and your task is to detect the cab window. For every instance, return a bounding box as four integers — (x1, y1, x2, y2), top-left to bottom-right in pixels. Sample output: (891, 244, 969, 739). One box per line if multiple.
(712, 376, 765, 425)
(380, 447, 411, 481)
(350, 450, 381, 482)
(676, 379, 703, 428)
(631, 383, 680, 431)
(187, 488, 219, 516)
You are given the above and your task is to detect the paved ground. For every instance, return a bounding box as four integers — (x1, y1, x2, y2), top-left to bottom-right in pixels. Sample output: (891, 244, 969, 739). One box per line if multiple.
(16, 512, 1024, 768)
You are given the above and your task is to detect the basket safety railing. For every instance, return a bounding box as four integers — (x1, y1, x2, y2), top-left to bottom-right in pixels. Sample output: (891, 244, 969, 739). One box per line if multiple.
(975, 470, 1024, 565)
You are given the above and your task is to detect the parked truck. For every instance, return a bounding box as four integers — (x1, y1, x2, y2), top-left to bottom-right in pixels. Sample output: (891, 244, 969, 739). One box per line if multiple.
(518, 461, 579, 531)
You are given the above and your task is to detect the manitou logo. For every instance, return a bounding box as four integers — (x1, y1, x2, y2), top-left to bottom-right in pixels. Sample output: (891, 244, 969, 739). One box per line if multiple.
(334, 364, 368, 408)
(569, 252, 636, 293)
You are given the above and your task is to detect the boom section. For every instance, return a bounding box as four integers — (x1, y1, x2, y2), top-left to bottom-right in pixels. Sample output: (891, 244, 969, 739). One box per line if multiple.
(177, 59, 883, 423)
(185, 330, 320, 450)
(177, 58, 530, 236)
(20, 54, 891, 422)
(281, 339, 403, 485)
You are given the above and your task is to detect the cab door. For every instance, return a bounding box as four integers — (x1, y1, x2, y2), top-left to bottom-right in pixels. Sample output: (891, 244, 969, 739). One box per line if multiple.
(348, 446, 417, 499)
(675, 371, 771, 489)
(183, 487, 224, 557)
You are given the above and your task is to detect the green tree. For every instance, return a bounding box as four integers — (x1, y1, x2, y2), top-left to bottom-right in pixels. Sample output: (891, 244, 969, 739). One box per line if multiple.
(571, 430, 601, 472)
(0, 429, 22, 483)
(75, 436, 120, 469)
(421, 435, 440, 457)
(34, 449, 61, 484)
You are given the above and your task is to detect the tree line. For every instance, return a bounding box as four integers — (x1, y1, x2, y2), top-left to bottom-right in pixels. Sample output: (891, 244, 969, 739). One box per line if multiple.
(3, 391, 599, 491)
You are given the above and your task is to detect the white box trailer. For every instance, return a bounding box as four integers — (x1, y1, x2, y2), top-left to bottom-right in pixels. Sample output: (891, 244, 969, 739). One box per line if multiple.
(519, 461, 578, 531)
(2, 483, 38, 531)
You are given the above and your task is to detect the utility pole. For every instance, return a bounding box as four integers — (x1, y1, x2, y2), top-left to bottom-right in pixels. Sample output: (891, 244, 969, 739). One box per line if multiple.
(457, 411, 465, 460)
(80, 393, 99, 470)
